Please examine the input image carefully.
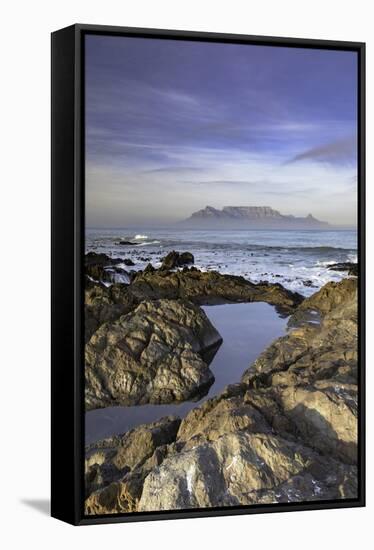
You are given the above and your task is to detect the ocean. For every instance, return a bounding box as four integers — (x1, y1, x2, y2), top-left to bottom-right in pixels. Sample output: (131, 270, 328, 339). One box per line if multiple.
(86, 227, 357, 296)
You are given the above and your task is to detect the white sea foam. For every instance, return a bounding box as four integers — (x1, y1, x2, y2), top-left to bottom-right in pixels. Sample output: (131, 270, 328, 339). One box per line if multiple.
(136, 240, 161, 246)
(133, 234, 148, 240)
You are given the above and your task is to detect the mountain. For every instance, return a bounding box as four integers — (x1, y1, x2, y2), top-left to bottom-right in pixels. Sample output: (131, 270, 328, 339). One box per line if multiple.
(180, 206, 329, 229)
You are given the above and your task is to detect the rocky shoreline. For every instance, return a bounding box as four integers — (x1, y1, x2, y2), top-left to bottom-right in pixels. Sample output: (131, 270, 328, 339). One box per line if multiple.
(84, 252, 358, 514)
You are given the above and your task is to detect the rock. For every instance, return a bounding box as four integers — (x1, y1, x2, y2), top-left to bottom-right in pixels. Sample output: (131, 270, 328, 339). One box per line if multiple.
(138, 431, 356, 511)
(143, 263, 155, 273)
(179, 252, 195, 265)
(85, 299, 222, 409)
(242, 277, 358, 464)
(328, 262, 358, 277)
(297, 277, 357, 315)
(117, 241, 135, 246)
(131, 268, 303, 315)
(84, 277, 358, 512)
(123, 258, 135, 266)
(85, 252, 122, 267)
(302, 279, 315, 288)
(85, 252, 130, 285)
(160, 250, 195, 271)
(85, 283, 137, 342)
(85, 416, 180, 514)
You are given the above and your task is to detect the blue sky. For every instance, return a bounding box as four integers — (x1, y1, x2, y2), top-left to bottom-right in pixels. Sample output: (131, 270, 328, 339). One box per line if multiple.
(85, 35, 357, 227)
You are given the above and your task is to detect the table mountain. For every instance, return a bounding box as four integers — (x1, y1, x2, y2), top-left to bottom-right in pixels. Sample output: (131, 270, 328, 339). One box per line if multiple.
(181, 206, 329, 229)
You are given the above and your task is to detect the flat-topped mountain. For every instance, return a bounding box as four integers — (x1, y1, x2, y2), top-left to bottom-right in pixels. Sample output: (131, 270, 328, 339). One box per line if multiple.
(180, 206, 329, 229)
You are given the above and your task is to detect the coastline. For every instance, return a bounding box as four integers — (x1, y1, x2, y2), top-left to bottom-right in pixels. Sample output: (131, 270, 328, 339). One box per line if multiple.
(83, 248, 358, 514)
(85, 227, 357, 296)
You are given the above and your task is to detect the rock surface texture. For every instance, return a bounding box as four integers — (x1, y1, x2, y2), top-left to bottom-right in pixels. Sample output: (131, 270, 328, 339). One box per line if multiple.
(85, 299, 222, 409)
(85, 277, 358, 514)
(130, 268, 303, 315)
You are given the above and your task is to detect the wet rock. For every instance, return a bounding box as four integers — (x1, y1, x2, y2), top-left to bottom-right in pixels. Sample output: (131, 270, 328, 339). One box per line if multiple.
(328, 262, 358, 277)
(123, 258, 135, 266)
(85, 299, 222, 409)
(85, 252, 131, 285)
(131, 268, 303, 315)
(160, 250, 195, 271)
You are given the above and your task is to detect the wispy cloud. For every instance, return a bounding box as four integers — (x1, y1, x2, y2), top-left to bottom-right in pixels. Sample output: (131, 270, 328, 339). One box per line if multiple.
(287, 136, 357, 165)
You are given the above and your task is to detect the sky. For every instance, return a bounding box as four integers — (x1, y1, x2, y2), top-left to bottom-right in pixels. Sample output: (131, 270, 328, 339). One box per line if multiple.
(85, 35, 358, 228)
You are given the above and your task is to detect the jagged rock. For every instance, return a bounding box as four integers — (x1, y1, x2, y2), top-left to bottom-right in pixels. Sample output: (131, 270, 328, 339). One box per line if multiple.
(85, 299, 222, 409)
(297, 278, 357, 315)
(328, 262, 358, 277)
(85, 252, 130, 285)
(160, 251, 195, 271)
(84, 266, 303, 341)
(138, 431, 356, 511)
(84, 277, 358, 512)
(131, 268, 303, 315)
(85, 416, 180, 514)
(85, 283, 137, 343)
(242, 278, 358, 464)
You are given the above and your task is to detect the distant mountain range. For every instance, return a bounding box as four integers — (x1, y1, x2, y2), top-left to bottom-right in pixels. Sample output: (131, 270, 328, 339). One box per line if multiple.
(180, 206, 329, 229)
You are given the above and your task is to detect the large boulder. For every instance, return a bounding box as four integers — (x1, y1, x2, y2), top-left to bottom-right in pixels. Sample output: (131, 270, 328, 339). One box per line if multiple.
(85, 299, 222, 409)
(138, 431, 356, 511)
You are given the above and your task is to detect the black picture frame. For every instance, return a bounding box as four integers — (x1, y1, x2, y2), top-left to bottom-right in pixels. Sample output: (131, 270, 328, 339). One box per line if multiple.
(51, 23, 366, 526)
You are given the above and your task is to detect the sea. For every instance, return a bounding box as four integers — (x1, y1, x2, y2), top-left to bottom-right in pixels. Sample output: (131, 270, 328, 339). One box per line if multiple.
(85, 227, 357, 296)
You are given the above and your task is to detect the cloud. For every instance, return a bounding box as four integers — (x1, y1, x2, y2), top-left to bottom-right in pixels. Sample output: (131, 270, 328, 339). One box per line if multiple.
(142, 166, 205, 174)
(287, 136, 357, 165)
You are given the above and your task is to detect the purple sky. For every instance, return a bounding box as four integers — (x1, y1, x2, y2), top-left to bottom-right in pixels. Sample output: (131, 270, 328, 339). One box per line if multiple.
(85, 34, 357, 227)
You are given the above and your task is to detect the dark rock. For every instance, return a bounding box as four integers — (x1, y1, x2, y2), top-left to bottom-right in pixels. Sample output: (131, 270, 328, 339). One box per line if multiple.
(85, 252, 122, 265)
(328, 262, 358, 277)
(85, 252, 130, 285)
(131, 268, 303, 315)
(302, 279, 315, 287)
(179, 252, 195, 265)
(118, 241, 135, 246)
(85, 299, 222, 409)
(123, 258, 135, 266)
(143, 263, 155, 273)
(160, 251, 195, 271)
